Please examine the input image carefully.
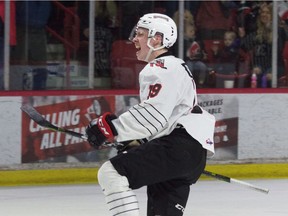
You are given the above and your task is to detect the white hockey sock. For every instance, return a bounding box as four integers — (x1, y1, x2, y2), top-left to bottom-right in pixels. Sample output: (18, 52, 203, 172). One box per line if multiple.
(98, 161, 140, 216)
(105, 190, 140, 216)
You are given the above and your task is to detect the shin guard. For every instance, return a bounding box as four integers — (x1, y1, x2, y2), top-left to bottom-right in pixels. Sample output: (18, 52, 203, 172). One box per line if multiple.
(98, 161, 140, 216)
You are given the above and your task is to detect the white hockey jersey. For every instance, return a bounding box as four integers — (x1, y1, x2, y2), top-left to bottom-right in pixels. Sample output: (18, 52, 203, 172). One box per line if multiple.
(112, 53, 215, 156)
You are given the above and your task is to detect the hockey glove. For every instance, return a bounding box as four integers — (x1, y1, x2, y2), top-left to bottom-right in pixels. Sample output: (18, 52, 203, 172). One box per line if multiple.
(86, 112, 118, 149)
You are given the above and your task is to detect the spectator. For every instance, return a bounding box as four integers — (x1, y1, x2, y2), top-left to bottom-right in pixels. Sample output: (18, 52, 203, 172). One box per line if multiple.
(0, 1, 16, 90)
(183, 23, 197, 58)
(173, 9, 194, 27)
(195, 1, 238, 40)
(78, 1, 116, 77)
(173, 9, 206, 59)
(212, 31, 240, 75)
(206, 29, 254, 88)
(186, 41, 209, 88)
(236, 1, 262, 36)
(239, 2, 273, 88)
(11, 1, 51, 90)
(278, 0, 288, 84)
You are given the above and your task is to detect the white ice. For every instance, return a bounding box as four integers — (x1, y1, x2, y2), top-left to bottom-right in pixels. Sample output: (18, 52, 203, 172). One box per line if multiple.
(0, 179, 287, 216)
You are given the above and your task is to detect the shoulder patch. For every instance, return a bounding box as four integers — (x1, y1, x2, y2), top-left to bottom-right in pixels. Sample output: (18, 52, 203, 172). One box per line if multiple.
(150, 59, 167, 69)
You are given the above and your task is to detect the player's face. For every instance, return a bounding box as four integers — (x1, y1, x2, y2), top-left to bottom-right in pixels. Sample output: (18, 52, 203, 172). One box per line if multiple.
(132, 27, 150, 61)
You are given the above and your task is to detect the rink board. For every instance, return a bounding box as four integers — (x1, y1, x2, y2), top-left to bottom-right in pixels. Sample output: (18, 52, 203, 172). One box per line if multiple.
(1, 163, 288, 186)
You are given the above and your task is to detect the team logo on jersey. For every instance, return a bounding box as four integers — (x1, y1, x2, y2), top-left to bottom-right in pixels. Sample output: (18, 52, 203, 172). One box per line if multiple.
(175, 204, 185, 213)
(150, 59, 167, 69)
(206, 138, 213, 145)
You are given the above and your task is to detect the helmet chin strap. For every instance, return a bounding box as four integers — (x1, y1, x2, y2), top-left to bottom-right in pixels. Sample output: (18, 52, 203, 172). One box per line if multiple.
(144, 38, 166, 62)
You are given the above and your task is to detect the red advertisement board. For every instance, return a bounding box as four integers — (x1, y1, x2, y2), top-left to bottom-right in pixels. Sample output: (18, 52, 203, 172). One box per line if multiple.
(21, 96, 114, 163)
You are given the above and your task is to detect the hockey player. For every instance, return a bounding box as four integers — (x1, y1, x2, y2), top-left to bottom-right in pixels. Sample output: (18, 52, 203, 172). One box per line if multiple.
(85, 13, 215, 216)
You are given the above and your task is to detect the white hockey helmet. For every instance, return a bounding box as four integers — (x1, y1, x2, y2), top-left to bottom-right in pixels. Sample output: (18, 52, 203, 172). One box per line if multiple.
(136, 13, 177, 48)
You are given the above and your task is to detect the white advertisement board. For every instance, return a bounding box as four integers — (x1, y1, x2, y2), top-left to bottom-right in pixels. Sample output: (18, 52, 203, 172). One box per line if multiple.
(0, 92, 288, 165)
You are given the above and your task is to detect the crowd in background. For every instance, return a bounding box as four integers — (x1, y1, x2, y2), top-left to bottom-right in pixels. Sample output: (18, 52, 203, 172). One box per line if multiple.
(175, 1, 287, 88)
(1, 0, 288, 90)
(76, 0, 288, 89)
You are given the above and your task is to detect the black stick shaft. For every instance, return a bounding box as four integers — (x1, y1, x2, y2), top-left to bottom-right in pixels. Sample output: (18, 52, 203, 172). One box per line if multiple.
(21, 104, 87, 139)
(203, 170, 269, 194)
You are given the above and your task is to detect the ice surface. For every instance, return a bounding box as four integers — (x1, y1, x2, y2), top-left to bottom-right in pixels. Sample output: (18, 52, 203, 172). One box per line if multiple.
(0, 179, 287, 216)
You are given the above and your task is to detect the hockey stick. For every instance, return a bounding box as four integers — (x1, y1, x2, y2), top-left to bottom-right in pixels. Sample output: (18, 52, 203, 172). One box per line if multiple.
(20, 104, 118, 148)
(21, 105, 270, 194)
(21, 104, 88, 140)
(202, 170, 269, 194)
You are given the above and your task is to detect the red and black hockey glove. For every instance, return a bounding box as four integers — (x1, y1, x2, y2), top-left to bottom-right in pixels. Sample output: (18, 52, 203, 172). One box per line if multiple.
(85, 112, 118, 149)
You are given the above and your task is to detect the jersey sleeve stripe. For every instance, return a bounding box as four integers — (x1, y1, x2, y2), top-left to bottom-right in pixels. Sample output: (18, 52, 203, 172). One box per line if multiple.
(131, 106, 159, 132)
(128, 109, 153, 135)
(143, 102, 168, 123)
(136, 104, 164, 128)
